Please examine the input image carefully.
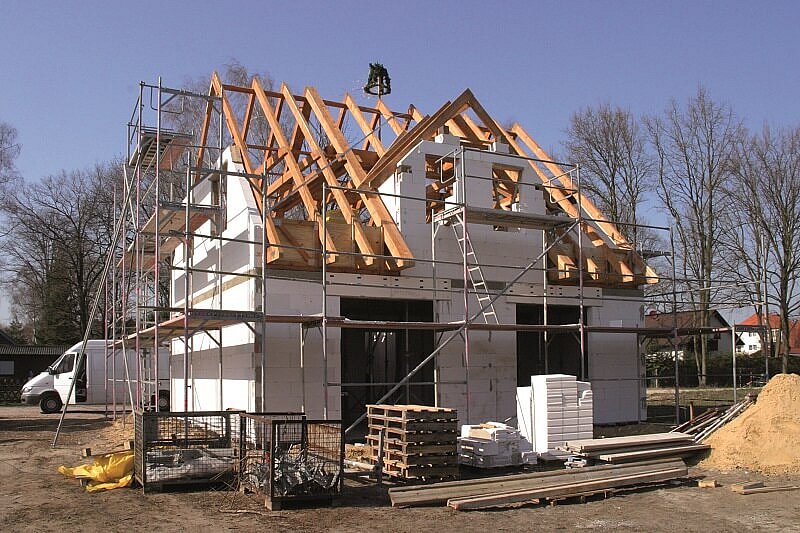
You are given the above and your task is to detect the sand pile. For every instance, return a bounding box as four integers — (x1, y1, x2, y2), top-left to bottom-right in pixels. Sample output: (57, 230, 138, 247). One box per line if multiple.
(702, 373, 800, 475)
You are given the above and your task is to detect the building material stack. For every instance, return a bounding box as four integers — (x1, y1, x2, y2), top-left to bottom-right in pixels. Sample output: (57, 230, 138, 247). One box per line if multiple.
(517, 374, 593, 454)
(366, 404, 459, 481)
(558, 432, 709, 463)
(458, 422, 537, 468)
(387, 458, 688, 509)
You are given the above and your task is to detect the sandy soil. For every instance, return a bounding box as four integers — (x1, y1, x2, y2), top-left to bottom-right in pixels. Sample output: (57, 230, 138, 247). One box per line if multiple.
(704, 373, 800, 475)
(1, 405, 799, 532)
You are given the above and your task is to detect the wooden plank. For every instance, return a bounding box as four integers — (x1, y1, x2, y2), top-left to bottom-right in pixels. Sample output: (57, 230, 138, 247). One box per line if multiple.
(730, 481, 765, 493)
(365, 435, 456, 455)
(367, 404, 458, 420)
(596, 444, 709, 463)
(305, 86, 414, 268)
(447, 465, 687, 510)
(367, 416, 457, 432)
(251, 77, 332, 264)
(368, 426, 457, 443)
(388, 459, 686, 507)
(739, 485, 800, 495)
(210, 73, 283, 258)
(345, 94, 386, 156)
(382, 462, 460, 479)
(561, 433, 694, 453)
(278, 83, 381, 266)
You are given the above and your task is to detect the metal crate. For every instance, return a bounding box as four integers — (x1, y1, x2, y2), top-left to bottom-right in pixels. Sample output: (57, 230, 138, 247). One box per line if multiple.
(237, 412, 305, 494)
(134, 410, 240, 492)
(239, 416, 343, 510)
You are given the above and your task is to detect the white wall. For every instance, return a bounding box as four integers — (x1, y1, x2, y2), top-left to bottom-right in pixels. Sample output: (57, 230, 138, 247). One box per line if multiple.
(171, 142, 646, 425)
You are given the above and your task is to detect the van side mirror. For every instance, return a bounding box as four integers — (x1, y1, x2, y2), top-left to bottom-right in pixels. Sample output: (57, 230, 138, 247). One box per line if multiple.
(47, 366, 56, 375)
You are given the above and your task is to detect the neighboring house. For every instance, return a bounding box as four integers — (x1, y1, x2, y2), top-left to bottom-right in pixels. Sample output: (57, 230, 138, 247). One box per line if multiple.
(645, 309, 733, 359)
(736, 313, 800, 356)
(139, 79, 658, 425)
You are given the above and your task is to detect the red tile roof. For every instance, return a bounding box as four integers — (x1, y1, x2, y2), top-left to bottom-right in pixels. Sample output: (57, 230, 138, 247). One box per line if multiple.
(737, 313, 800, 355)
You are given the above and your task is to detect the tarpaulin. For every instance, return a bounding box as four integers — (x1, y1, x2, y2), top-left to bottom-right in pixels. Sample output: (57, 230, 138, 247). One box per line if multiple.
(58, 450, 134, 492)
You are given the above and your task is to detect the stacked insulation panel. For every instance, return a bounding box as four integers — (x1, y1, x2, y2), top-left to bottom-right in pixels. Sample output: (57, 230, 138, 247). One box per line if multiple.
(517, 374, 594, 454)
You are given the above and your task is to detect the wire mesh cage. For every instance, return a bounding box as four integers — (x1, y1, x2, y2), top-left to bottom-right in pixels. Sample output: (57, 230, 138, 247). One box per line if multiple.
(237, 412, 305, 495)
(134, 410, 240, 491)
(238, 416, 343, 509)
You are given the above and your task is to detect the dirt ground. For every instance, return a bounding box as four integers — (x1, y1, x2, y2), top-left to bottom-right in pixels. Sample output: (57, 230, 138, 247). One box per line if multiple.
(1, 405, 799, 532)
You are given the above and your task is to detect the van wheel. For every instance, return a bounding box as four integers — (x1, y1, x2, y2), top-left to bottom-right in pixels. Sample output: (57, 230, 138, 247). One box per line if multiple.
(157, 391, 170, 412)
(40, 394, 63, 414)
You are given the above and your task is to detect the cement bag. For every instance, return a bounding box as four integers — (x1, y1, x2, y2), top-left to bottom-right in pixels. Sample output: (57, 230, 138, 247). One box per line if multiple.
(58, 450, 134, 492)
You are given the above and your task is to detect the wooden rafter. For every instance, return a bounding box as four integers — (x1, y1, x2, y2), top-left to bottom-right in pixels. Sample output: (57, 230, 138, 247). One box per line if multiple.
(194, 73, 654, 284)
(210, 73, 283, 260)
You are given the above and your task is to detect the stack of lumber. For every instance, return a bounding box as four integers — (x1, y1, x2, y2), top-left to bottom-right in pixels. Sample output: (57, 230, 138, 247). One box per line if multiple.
(366, 404, 459, 481)
(672, 395, 754, 442)
(387, 458, 687, 510)
(558, 432, 709, 463)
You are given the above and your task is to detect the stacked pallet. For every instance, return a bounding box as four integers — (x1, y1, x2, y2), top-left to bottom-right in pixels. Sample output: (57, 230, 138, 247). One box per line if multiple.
(366, 404, 459, 481)
(558, 432, 709, 463)
(387, 458, 688, 510)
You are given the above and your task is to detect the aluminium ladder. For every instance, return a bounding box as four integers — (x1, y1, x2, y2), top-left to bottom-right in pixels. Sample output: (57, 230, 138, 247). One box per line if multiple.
(449, 211, 500, 325)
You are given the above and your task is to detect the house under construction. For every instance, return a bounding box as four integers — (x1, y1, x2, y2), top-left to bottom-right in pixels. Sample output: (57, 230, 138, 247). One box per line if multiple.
(111, 73, 663, 434)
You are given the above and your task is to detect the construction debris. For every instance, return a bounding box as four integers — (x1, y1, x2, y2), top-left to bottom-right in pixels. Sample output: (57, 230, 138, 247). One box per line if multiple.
(730, 481, 765, 493)
(558, 432, 709, 464)
(702, 373, 800, 475)
(366, 404, 459, 481)
(735, 484, 800, 495)
(272, 451, 341, 497)
(387, 458, 687, 509)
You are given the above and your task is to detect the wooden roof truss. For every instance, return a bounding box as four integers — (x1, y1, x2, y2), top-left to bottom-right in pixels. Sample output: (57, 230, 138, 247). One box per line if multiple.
(196, 72, 656, 286)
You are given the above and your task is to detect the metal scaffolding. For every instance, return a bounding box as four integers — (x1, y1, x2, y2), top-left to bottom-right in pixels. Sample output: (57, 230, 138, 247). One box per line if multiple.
(53, 76, 767, 447)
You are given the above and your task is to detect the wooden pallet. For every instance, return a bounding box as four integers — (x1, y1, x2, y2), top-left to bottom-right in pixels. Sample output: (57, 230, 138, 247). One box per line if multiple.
(381, 460, 460, 480)
(368, 425, 457, 443)
(368, 414, 457, 432)
(365, 434, 457, 455)
(369, 448, 458, 466)
(367, 404, 458, 421)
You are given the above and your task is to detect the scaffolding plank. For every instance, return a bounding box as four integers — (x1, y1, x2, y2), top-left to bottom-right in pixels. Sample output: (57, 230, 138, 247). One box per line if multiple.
(113, 311, 324, 346)
(434, 206, 573, 230)
(129, 127, 192, 170)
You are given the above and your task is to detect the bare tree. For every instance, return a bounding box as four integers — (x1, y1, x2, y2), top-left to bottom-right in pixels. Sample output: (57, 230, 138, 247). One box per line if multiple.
(164, 60, 275, 171)
(1, 164, 115, 343)
(0, 121, 20, 184)
(564, 104, 653, 246)
(647, 88, 744, 385)
(0, 122, 20, 215)
(727, 126, 800, 372)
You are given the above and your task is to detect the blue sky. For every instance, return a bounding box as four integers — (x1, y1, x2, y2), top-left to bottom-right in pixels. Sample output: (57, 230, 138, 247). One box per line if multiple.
(1, 0, 798, 322)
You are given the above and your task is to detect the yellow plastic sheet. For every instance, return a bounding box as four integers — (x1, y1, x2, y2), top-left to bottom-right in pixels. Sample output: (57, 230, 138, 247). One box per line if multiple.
(58, 450, 134, 493)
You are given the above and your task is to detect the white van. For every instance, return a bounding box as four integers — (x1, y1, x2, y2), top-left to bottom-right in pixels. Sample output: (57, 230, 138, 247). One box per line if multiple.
(20, 340, 169, 413)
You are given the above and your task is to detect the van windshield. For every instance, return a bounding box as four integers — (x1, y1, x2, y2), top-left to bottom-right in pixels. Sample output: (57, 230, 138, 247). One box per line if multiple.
(52, 353, 76, 375)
